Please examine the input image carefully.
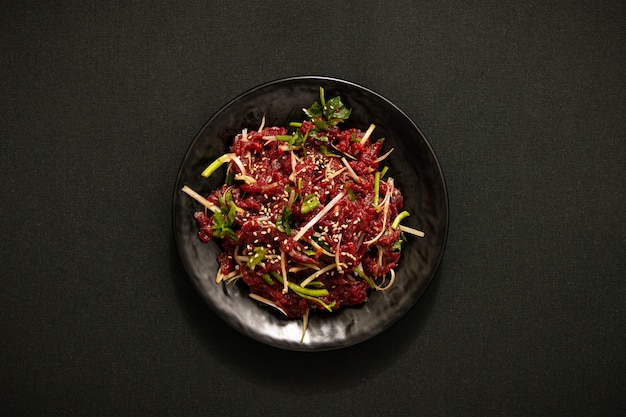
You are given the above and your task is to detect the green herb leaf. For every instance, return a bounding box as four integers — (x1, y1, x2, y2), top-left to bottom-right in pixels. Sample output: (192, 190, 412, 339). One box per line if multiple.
(276, 206, 292, 234)
(304, 100, 323, 120)
(313, 118, 329, 131)
(320, 145, 340, 157)
(211, 210, 238, 240)
(324, 95, 351, 126)
(303, 87, 351, 127)
(211, 189, 239, 241)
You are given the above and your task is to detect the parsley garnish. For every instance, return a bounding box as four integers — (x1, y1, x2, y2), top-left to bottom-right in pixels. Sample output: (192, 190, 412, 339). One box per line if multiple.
(303, 87, 351, 127)
(212, 189, 238, 240)
(276, 206, 292, 234)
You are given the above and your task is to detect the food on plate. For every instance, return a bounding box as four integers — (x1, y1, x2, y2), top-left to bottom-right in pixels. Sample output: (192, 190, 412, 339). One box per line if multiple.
(182, 88, 424, 339)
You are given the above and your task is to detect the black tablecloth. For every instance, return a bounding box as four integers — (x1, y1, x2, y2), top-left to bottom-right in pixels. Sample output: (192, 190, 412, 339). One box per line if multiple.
(2, 1, 624, 416)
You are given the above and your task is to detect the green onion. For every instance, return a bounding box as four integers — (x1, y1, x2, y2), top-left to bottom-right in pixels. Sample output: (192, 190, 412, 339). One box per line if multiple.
(320, 145, 340, 157)
(300, 294, 336, 312)
(261, 273, 275, 286)
(392, 211, 411, 230)
(201, 154, 231, 178)
(392, 234, 406, 251)
(301, 193, 320, 214)
(373, 171, 381, 206)
(225, 170, 234, 185)
(353, 267, 376, 289)
(270, 272, 329, 297)
(224, 188, 234, 206)
(246, 247, 267, 269)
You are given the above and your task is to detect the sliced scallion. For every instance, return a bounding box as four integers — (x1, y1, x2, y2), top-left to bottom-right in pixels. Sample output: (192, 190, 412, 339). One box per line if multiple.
(301, 193, 320, 214)
(391, 211, 411, 230)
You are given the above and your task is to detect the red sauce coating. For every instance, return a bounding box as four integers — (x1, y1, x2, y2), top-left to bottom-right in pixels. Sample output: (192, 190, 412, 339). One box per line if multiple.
(193, 122, 405, 318)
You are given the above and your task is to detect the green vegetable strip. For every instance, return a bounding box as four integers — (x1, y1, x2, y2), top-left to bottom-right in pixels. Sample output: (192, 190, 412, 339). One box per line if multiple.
(299, 294, 336, 312)
(301, 194, 320, 214)
(320, 145, 340, 157)
(353, 267, 376, 289)
(225, 170, 234, 185)
(270, 272, 329, 297)
(276, 206, 292, 234)
(373, 171, 380, 206)
(275, 135, 294, 142)
(261, 273, 275, 286)
(392, 211, 411, 230)
(246, 247, 267, 269)
(346, 187, 356, 201)
(201, 154, 231, 178)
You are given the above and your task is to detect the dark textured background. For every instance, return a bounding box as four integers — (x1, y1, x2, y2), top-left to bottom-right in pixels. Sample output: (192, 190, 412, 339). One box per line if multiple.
(1, 1, 624, 416)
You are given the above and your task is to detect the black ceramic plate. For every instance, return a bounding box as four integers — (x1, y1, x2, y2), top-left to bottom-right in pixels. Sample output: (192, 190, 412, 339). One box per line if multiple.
(173, 76, 448, 351)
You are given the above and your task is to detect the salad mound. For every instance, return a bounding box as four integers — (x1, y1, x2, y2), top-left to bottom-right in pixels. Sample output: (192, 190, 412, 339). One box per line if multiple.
(182, 88, 424, 335)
